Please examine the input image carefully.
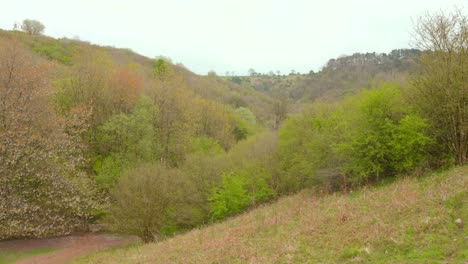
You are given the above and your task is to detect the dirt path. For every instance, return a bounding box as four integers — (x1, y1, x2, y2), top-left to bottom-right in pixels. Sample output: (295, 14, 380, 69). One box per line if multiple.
(0, 233, 139, 264)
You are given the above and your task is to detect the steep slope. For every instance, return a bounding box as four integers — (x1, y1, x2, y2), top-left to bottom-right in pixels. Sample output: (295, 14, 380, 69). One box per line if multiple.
(0, 29, 275, 124)
(77, 166, 467, 263)
(0, 29, 278, 240)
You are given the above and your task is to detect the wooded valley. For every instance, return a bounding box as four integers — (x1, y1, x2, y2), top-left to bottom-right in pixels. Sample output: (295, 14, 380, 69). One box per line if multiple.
(0, 7, 466, 264)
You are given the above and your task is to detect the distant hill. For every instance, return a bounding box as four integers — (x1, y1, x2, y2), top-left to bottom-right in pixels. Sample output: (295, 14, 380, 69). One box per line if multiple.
(230, 49, 421, 104)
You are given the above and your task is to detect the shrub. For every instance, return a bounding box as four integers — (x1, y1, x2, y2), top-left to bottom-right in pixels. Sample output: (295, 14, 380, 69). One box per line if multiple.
(104, 164, 187, 243)
(241, 167, 276, 204)
(209, 168, 275, 221)
(209, 173, 250, 221)
(339, 84, 431, 184)
(279, 102, 345, 192)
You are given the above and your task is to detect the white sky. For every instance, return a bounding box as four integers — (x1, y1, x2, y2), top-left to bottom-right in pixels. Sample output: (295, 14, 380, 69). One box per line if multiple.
(1, 0, 466, 75)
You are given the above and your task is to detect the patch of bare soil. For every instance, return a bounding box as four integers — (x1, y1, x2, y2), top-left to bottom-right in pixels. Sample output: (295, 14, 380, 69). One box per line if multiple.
(0, 233, 139, 264)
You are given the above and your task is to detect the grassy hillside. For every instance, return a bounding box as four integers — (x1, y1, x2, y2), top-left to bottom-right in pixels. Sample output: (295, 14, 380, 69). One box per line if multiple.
(76, 166, 467, 263)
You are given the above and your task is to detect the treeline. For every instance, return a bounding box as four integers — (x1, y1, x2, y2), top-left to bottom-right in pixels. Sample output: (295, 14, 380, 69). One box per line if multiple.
(232, 48, 420, 103)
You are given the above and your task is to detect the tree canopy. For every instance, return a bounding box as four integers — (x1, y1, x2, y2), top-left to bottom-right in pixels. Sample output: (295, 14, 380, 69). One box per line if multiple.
(21, 19, 45, 35)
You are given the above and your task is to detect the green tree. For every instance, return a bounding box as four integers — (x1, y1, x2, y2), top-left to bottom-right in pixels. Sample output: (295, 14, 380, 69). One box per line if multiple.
(280, 83, 431, 189)
(93, 97, 159, 187)
(337, 85, 431, 184)
(235, 107, 257, 126)
(193, 98, 237, 150)
(209, 172, 250, 220)
(149, 59, 194, 166)
(280, 102, 345, 192)
(54, 48, 114, 124)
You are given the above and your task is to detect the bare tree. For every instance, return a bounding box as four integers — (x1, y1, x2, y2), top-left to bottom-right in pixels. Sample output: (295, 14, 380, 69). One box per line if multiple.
(272, 95, 289, 129)
(411, 8, 467, 165)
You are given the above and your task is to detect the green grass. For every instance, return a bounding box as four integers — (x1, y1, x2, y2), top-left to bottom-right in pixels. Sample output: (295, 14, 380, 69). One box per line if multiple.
(75, 166, 467, 263)
(0, 247, 56, 264)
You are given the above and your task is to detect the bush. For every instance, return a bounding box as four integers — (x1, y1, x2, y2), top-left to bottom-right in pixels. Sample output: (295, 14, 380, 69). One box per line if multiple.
(209, 168, 275, 221)
(104, 164, 188, 243)
(279, 102, 345, 192)
(241, 167, 276, 204)
(209, 172, 250, 221)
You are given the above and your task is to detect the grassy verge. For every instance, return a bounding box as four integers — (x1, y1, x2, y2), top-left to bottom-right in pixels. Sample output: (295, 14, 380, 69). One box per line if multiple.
(0, 248, 56, 264)
(75, 166, 467, 263)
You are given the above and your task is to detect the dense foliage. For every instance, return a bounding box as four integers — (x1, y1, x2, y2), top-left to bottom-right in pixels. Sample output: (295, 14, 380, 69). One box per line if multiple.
(0, 40, 100, 239)
(279, 83, 431, 191)
(104, 164, 188, 243)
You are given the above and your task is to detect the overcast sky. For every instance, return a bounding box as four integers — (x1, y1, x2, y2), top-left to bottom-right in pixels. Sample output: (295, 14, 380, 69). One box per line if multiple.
(1, 0, 466, 75)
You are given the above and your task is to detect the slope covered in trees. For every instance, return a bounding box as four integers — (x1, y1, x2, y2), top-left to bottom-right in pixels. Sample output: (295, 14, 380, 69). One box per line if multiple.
(0, 8, 466, 255)
(233, 49, 420, 103)
(0, 29, 278, 240)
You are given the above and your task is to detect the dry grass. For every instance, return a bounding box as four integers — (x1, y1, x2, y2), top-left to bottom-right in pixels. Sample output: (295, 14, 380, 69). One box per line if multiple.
(76, 166, 467, 263)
